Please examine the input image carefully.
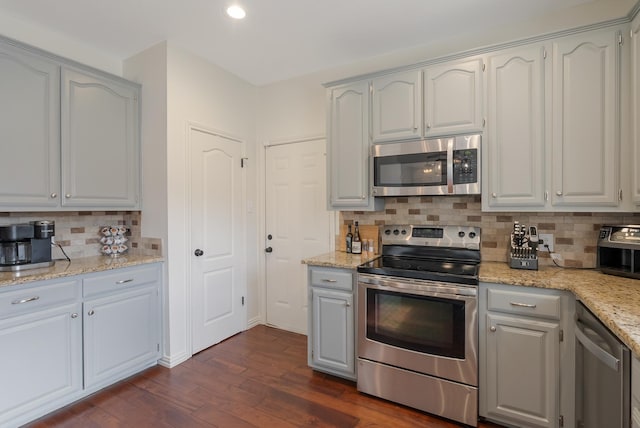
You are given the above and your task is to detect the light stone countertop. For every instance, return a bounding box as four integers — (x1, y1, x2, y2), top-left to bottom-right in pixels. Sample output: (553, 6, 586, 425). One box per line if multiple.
(0, 254, 164, 288)
(303, 251, 640, 356)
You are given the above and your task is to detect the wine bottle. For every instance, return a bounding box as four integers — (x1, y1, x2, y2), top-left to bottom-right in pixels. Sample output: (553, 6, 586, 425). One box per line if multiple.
(346, 225, 353, 253)
(352, 221, 362, 254)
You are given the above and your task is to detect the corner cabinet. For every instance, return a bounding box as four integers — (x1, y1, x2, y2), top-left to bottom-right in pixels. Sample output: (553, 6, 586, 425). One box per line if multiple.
(327, 81, 383, 211)
(0, 262, 162, 427)
(307, 266, 356, 381)
(0, 37, 141, 211)
(632, 13, 640, 205)
(61, 68, 140, 208)
(479, 282, 575, 428)
(424, 57, 484, 137)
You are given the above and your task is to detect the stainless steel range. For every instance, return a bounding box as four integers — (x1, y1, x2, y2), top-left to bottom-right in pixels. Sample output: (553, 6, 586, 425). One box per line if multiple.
(357, 224, 481, 427)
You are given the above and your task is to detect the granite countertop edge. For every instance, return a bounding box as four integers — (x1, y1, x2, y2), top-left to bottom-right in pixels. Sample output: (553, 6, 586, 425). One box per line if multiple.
(0, 254, 164, 288)
(303, 251, 640, 356)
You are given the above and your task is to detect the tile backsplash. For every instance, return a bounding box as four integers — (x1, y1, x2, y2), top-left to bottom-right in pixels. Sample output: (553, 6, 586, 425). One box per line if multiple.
(340, 196, 640, 268)
(0, 211, 162, 259)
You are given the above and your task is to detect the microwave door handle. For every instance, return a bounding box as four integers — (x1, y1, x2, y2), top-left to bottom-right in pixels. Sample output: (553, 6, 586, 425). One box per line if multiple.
(575, 321, 620, 371)
(447, 140, 454, 194)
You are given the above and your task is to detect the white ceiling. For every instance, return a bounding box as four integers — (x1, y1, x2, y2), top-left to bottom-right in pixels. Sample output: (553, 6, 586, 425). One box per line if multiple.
(0, 0, 604, 86)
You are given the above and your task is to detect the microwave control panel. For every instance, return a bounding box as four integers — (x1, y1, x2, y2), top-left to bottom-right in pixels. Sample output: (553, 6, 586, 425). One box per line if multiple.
(452, 148, 478, 184)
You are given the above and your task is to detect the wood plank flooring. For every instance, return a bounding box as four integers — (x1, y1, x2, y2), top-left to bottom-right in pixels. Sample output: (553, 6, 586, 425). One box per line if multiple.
(27, 325, 503, 428)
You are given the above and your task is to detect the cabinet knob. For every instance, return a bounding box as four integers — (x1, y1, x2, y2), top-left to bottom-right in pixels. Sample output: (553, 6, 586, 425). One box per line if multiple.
(491, 193, 497, 198)
(65, 194, 71, 199)
(194, 249, 204, 257)
(88, 310, 95, 316)
(71, 313, 78, 319)
(345, 302, 351, 307)
(50, 193, 57, 199)
(490, 326, 496, 332)
(556, 191, 563, 196)
(426, 123, 432, 129)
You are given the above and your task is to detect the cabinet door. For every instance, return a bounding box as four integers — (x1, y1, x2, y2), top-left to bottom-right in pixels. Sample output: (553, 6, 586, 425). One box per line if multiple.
(83, 284, 159, 389)
(310, 287, 354, 378)
(0, 43, 60, 209)
(371, 70, 422, 142)
(61, 68, 140, 208)
(484, 313, 559, 428)
(551, 28, 620, 207)
(424, 58, 484, 136)
(632, 16, 640, 205)
(485, 44, 548, 209)
(328, 82, 382, 210)
(0, 302, 82, 426)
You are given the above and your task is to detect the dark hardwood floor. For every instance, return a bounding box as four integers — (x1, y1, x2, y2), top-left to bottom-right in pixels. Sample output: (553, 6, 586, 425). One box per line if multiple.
(27, 325, 503, 428)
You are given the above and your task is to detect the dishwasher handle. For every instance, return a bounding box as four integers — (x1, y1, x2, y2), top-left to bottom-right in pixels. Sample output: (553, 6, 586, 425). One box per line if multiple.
(575, 321, 620, 371)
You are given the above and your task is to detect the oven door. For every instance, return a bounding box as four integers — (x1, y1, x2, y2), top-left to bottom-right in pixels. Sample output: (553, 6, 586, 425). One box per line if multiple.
(372, 138, 450, 196)
(358, 273, 478, 386)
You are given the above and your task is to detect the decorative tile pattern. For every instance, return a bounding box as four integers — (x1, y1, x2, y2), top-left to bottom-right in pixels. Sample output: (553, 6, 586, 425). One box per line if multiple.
(0, 211, 162, 258)
(340, 196, 640, 268)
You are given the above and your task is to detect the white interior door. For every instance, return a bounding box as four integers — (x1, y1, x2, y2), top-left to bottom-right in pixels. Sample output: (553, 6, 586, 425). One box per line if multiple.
(265, 139, 332, 334)
(190, 126, 245, 354)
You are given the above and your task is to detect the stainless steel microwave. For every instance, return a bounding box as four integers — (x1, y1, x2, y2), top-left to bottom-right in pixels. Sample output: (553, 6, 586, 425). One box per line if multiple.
(371, 134, 481, 196)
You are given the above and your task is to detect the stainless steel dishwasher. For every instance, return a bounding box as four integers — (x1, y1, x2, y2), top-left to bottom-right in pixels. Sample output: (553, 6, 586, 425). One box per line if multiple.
(575, 301, 630, 428)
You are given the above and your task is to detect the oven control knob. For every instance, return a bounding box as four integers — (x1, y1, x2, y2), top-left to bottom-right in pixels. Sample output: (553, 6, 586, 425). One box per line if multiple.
(385, 229, 391, 235)
(393, 229, 400, 235)
(458, 231, 466, 238)
(469, 232, 476, 239)
(401, 229, 407, 235)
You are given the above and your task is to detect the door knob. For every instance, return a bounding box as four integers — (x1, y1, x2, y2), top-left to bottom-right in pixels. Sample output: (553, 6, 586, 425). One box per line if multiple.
(265, 247, 273, 253)
(194, 249, 204, 257)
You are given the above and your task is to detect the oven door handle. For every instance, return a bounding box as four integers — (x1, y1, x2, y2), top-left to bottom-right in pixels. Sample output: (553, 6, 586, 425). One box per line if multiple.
(446, 139, 454, 194)
(358, 275, 476, 297)
(575, 321, 620, 371)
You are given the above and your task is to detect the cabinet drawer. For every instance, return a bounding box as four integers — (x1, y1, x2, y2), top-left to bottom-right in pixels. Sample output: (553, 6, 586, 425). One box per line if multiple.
(487, 288, 561, 320)
(83, 265, 160, 297)
(0, 279, 79, 319)
(310, 268, 353, 291)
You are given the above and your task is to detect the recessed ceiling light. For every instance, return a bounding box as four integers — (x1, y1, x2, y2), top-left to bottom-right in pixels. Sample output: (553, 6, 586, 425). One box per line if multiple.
(226, 5, 246, 19)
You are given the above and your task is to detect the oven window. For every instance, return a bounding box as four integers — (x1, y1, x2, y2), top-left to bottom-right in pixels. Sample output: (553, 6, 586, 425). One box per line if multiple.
(374, 152, 447, 187)
(366, 288, 465, 359)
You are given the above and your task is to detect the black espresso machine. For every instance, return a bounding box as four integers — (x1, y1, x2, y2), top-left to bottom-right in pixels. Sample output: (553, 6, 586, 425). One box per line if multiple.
(0, 221, 55, 271)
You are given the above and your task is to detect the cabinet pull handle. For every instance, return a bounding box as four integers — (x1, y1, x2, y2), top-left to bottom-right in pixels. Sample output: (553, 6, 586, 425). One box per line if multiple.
(50, 193, 57, 199)
(491, 193, 497, 198)
(510, 301, 537, 308)
(115, 278, 134, 285)
(88, 310, 95, 316)
(490, 326, 496, 332)
(345, 302, 351, 307)
(12, 296, 40, 305)
(71, 313, 78, 319)
(322, 279, 338, 283)
(556, 191, 563, 196)
(65, 194, 71, 199)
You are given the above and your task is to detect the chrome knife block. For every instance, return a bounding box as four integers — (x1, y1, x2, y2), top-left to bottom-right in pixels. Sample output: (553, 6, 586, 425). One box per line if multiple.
(508, 222, 539, 270)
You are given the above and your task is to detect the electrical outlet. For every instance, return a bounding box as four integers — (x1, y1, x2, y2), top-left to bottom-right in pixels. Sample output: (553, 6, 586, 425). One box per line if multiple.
(539, 233, 554, 252)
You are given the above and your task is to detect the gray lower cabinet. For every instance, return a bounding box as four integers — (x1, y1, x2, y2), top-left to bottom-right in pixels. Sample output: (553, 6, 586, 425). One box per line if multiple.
(479, 282, 574, 428)
(633, 355, 640, 428)
(0, 263, 161, 427)
(308, 266, 356, 380)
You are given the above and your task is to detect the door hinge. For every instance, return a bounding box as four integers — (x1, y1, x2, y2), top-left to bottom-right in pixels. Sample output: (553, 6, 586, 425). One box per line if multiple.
(241, 296, 245, 306)
(560, 329, 564, 342)
(559, 415, 564, 427)
(241, 157, 248, 168)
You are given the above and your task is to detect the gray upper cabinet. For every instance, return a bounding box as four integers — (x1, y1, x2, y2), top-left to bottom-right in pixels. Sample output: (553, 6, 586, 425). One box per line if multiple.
(0, 43, 60, 208)
(327, 81, 383, 211)
(61, 68, 140, 208)
(371, 70, 422, 142)
(632, 13, 640, 205)
(484, 43, 549, 210)
(0, 38, 141, 211)
(551, 27, 621, 208)
(424, 57, 484, 137)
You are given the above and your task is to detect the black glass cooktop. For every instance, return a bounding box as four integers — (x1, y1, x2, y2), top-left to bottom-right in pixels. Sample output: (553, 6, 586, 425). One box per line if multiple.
(357, 245, 480, 285)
